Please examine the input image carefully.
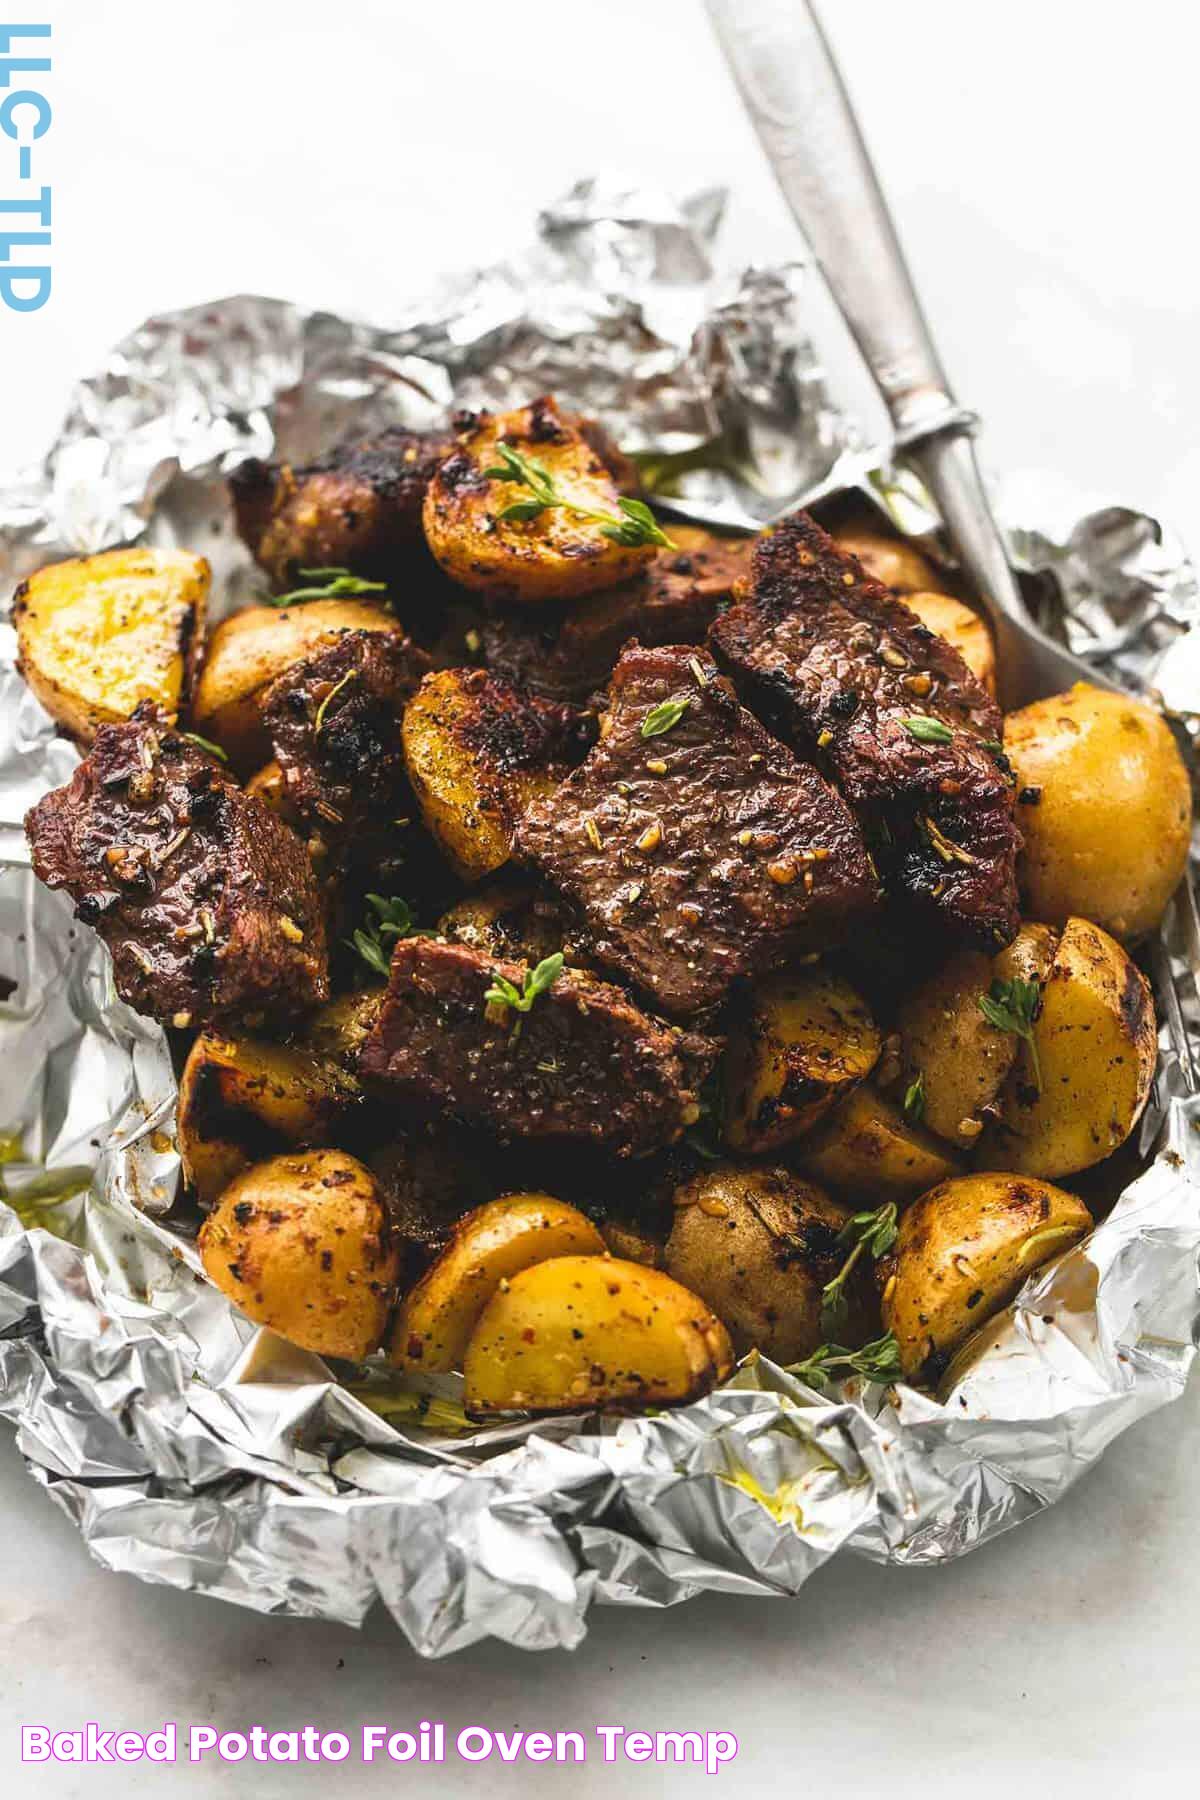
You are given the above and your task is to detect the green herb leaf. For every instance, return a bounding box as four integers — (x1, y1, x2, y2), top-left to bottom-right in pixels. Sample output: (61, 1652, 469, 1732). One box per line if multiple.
(346, 892, 418, 978)
(497, 499, 549, 523)
(979, 976, 1043, 1091)
(270, 566, 388, 606)
(820, 1202, 898, 1337)
(485, 439, 674, 550)
(600, 497, 674, 550)
(641, 696, 690, 739)
(788, 1332, 903, 1390)
(483, 951, 564, 1032)
(903, 1070, 925, 1125)
(177, 731, 228, 763)
(902, 716, 954, 745)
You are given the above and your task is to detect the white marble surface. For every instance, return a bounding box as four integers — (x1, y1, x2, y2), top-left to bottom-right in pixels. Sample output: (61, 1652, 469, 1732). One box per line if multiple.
(3, 1, 1199, 1792)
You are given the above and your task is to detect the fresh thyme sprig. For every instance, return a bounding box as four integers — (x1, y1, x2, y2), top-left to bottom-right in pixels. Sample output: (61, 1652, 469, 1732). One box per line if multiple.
(789, 1333, 903, 1390)
(641, 697, 690, 739)
(903, 1069, 926, 1125)
(484, 951, 564, 1039)
(902, 716, 954, 745)
(820, 1202, 899, 1337)
(270, 566, 388, 606)
(483, 441, 674, 550)
(347, 892, 418, 977)
(979, 975, 1043, 1092)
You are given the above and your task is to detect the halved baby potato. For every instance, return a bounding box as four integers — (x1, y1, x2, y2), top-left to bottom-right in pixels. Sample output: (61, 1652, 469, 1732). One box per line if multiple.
(388, 1193, 605, 1372)
(832, 527, 939, 595)
(879, 1172, 1093, 1382)
(423, 397, 657, 603)
(904, 590, 996, 694)
(796, 1081, 963, 1202)
(463, 1254, 734, 1417)
(722, 965, 880, 1153)
(14, 547, 209, 741)
(198, 1148, 399, 1360)
(192, 599, 402, 770)
(402, 667, 571, 881)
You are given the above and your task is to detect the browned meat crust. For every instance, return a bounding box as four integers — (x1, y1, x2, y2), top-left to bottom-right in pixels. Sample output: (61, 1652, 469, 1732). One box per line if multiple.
(515, 644, 881, 1019)
(709, 512, 1020, 947)
(359, 937, 718, 1159)
(25, 706, 328, 1028)
(229, 425, 454, 588)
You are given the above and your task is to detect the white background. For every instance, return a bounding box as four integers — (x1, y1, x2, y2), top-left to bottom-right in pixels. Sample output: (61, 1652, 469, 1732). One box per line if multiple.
(2, 2, 1198, 1795)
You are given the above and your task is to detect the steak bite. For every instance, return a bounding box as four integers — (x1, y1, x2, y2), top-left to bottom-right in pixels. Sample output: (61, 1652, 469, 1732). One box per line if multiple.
(229, 424, 454, 589)
(514, 644, 881, 1019)
(25, 707, 328, 1029)
(359, 937, 717, 1159)
(481, 525, 755, 703)
(709, 511, 1020, 947)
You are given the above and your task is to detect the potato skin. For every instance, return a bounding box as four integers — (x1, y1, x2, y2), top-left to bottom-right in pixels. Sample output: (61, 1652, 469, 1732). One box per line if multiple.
(389, 1193, 605, 1371)
(423, 397, 656, 603)
(832, 528, 938, 595)
(896, 923, 1058, 1150)
(723, 966, 880, 1152)
(198, 1149, 399, 1359)
(904, 591, 996, 695)
(665, 1164, 872, 1362)
(14, 548, 209, 742)
(983, 916, 1156, 1178)
(1005, 683, 1192, 939)
(463, 1254, 734, 1416)
(192, 600, 402, 770)
(796, 1082, 963, 1202)
(879, 1172, 1093, 1382)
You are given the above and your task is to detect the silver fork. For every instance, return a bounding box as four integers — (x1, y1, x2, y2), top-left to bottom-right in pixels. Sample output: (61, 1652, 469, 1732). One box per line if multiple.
(703, 0, 1119, 711)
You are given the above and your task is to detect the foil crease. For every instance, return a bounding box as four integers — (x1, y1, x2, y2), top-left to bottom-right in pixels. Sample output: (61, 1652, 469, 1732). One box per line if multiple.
(1, 183, 1198, 1656)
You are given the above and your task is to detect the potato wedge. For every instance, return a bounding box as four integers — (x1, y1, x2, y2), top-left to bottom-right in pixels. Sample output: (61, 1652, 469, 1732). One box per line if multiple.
(1005, 683, 1192, 939)
(178, 1029, 358, 1205)
(437, 878, 571, 967)
(14, 547, 209, 742)
(192, 599, 401, 770)
(723, 965, 880, 1152)
(982, 916, 1156, 1178)
(389, 1193, 605, 1371)
(879, 1172, 1093, 1382)
(463, 1254, 734, 1416)
(904, 590, 996, 694)
(423, 397, 657, 603)
(198, 1148, 399, 1359)
(402, 667, 572, 880)
(832, 528, 939, 595)
(796, 1082, 963, 1202)
(896, 923, 1058, 1150)
(665, 1164, 873, 1362)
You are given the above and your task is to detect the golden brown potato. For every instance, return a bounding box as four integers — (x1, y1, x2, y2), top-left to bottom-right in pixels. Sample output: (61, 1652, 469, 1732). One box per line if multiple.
(981, 916, 1156, 1178)
(245, 759, 291, 817)
(879, 1172, 1093, 1382)
(437, 878, 571, 967)
(833, 528, 939, 595)
(1005, 683, 1192, 939)
(723, 966, 880, 1153)
(904, 590, 996, 694)
(301, 989, 384, 1071)
(14, 547, 209, 742)
(463, 1254, 734, 1416)
(198, 1149, 399, 1359)
(389, 1193, 605, 1372)
(402, 667, 572, 881)
(178, 1030, 357, 1205)
(192, 599, 402, 770)
(423, 397, 657, 603)
(665, 1164, 873, 1362)
(896, 923, 1058, 1150)
(599, 1215, 666, 1267)
(796, 1082, 963, 1202)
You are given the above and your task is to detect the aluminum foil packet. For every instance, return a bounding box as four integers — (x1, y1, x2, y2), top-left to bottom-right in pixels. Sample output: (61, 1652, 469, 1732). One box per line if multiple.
(1, 180, 1198, 1656)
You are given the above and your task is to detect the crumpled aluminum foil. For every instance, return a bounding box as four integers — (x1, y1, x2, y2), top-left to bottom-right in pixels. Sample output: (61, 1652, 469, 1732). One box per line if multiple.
(1, 180, 1198, 1656)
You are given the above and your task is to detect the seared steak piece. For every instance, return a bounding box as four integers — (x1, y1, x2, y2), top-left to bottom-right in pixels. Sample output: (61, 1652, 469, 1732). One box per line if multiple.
(229, 425, 454, 589)
(261, 629, 430, 841)
(359, 937, 717, 1159)
(482, 526, 754, 703)
(709, 512, 1020, 946)
(25, 707, 328, 1029)
(515, 644, 880, 1019)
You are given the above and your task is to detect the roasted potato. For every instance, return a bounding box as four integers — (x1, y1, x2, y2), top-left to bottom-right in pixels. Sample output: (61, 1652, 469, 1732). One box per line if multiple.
(389, 1193, 605, 1371)
(982, 916, 1156, 1178)
(14, 547, 209, 742)
(463, 1254, 734, 1416)
(437, 878, 572, 967)
(402, 667, 572, 880)
(896, 923, 1058, 1150)
(178, 1029, 358, 1205)
(192, 599, 402, 770)
(796, 1081, 963, 1202)
(1005, 683, 1192, 939)
(301, 989, 384, 1070)
(245, 759, 291, 817)
(879, 1172, 1093, 1382)
(423, 397, 657, 603)
(723, 965, 880, 1153)
(198, 1149, 399, 1359)
(832, 528, 939, 595)
(904, 590, 996, 694)
(665, 1164, 873, 1362)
